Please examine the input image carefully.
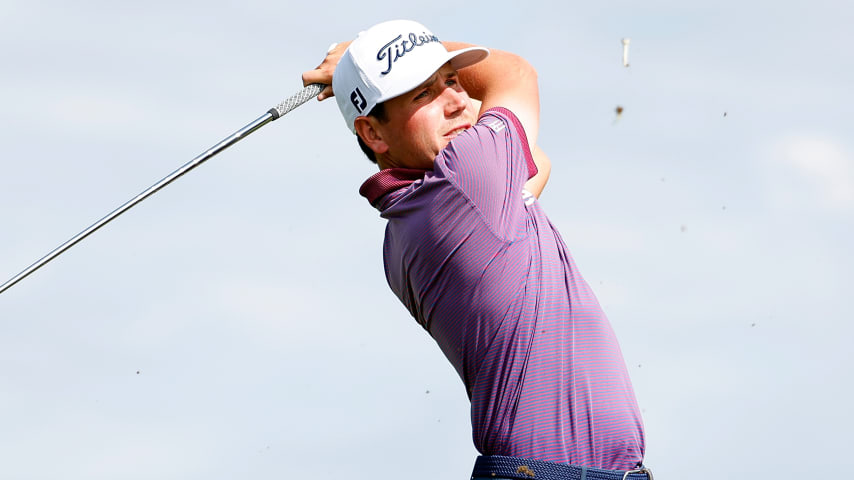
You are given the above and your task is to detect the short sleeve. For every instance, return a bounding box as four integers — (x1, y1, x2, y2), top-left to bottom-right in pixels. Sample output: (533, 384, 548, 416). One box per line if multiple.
(433, 107, 537, 240)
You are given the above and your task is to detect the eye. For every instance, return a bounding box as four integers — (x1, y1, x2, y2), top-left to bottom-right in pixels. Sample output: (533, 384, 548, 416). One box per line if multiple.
(414, 89, 429, 100)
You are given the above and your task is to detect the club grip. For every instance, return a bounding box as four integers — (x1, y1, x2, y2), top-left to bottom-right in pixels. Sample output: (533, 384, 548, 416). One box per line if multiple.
(268, 83, 325, 120)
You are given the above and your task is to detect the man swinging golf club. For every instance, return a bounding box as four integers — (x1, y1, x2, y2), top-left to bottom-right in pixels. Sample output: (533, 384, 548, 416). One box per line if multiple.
(302, 20, 650, 480)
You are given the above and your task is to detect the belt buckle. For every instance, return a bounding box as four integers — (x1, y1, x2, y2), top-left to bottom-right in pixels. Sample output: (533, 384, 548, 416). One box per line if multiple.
(621, 467, 654, 480)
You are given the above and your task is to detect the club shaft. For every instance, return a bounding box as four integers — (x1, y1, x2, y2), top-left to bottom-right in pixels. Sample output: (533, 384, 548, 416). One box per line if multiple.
(0, 84, 324, 295)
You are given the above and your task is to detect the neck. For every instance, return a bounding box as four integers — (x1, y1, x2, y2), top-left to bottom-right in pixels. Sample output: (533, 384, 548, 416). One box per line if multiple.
(376, 152, 398, 170)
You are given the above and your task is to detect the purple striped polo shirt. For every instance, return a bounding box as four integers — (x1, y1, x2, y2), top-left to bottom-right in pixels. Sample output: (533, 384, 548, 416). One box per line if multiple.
(359, 108, 645, 469)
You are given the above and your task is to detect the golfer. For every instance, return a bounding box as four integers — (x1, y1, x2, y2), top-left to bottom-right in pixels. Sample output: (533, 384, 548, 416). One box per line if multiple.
(302, 20, 650, 480)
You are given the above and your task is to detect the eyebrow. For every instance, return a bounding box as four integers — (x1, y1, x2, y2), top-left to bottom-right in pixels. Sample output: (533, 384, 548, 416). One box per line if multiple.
(414, 73, 439, 92)
(412, 68, 458, 95)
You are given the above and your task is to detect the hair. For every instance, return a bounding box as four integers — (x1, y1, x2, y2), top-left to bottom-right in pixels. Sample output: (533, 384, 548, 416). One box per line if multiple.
(356, 102, 388, 164)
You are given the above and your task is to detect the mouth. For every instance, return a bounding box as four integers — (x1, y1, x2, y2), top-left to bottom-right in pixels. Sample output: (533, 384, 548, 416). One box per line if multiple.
(444, 124, 471, 139)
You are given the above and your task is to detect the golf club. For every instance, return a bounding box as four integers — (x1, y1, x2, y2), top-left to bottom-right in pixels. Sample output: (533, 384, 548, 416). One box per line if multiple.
(0, 83, 325, 295)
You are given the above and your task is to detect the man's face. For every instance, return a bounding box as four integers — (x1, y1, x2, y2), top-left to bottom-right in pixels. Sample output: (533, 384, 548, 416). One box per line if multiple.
(374, 63, 478, 169)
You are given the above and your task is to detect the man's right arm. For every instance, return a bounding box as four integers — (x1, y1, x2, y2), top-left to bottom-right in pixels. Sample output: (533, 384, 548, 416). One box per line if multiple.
(302, 39, 550, 197)
(303, 40, 539, 147)
(526, 145, 551, 198)
(445, 42, 540, 148)
(446, 43, 549, 197)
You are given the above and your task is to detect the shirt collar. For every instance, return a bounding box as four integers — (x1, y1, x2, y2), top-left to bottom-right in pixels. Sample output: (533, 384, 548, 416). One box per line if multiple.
(359, 167, 429, 207)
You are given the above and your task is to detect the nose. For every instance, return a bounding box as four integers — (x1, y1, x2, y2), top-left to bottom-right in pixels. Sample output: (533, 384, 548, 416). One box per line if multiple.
(442, 86, 467, 116)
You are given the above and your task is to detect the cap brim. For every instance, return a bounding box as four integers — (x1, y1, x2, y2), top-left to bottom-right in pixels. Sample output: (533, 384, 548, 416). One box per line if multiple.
(447, 46, 490, 71)
(375, 46, 490, 104)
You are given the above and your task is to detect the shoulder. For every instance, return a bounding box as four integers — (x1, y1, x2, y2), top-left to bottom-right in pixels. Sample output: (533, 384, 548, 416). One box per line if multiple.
(437, 107, 536, 179)
(479, 107, 528, 138)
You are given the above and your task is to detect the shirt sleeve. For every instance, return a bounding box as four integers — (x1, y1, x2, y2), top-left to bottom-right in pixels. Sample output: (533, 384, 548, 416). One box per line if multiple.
(433, 107, 537, 240)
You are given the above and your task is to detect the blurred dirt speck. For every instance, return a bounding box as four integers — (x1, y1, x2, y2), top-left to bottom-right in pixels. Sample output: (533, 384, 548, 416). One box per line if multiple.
(517, 465, 536, 477)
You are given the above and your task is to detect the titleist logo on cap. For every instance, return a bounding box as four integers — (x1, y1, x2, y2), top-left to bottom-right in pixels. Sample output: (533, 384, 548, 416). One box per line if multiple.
(376, 32, 440, 75)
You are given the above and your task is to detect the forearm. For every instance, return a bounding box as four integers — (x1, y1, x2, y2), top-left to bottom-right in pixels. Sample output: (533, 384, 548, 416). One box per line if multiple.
(443, 42, 536, 99)
(448, 43, 548, 196)
(444, 42, 540, 147)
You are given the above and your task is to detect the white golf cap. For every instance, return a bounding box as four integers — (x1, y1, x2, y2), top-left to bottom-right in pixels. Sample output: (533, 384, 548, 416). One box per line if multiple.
(333, 19, 489, 133)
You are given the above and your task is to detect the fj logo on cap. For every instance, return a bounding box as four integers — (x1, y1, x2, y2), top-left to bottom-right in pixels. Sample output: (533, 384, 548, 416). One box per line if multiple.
(376, 32, 440, 75)
(350, 88, 367, 113)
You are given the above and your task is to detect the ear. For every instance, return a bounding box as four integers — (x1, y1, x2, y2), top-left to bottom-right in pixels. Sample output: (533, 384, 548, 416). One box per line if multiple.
(354, 116, 389, 156)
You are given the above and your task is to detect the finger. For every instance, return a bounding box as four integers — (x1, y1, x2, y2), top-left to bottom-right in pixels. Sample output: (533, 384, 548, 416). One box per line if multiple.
(303, 64, 335, 84)
(301, 70, 317, 87)
(317, 85, 334, 101)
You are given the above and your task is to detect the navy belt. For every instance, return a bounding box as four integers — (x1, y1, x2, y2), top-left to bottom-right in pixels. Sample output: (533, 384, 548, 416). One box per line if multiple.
(472, 455, 653, 480)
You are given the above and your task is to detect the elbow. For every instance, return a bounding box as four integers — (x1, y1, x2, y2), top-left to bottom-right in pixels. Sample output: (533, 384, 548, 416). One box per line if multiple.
(513, 54, 538, 85)
(525, 60, 538, 82)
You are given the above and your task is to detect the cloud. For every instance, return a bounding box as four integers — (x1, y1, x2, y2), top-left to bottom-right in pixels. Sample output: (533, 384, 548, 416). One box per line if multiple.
(762, 134, 854, 211)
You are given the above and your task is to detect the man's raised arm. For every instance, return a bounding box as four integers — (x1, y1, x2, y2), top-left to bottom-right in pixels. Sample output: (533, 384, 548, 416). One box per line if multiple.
(446, 42, 550, 197)
(444, 42, 540, 148)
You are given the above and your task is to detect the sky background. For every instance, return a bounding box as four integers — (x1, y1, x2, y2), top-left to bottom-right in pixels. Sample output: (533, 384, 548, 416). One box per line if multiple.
(1, 0, 852, 479)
